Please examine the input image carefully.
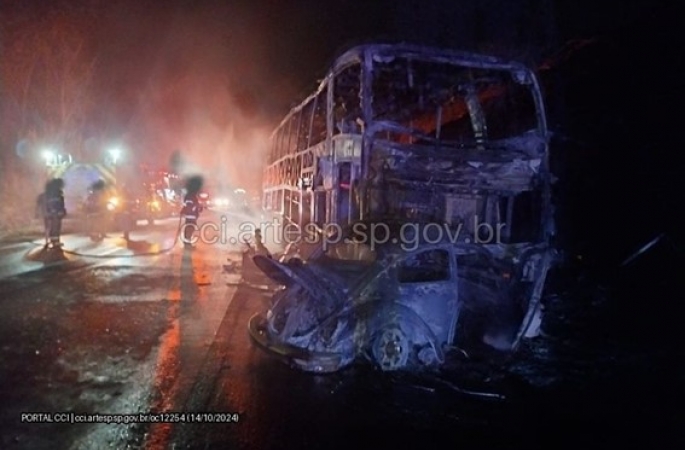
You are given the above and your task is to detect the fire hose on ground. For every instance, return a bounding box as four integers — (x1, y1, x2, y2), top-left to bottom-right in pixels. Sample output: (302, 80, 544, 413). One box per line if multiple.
(24, 214, 185, 259)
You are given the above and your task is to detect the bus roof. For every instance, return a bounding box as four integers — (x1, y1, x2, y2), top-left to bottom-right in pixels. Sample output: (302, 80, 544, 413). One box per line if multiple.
(270, 43, 539, 139)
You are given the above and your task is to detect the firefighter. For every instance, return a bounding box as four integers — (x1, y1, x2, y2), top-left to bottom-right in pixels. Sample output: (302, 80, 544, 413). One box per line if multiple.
(43, 178, 67, 249)
(181, 176, 203, 248)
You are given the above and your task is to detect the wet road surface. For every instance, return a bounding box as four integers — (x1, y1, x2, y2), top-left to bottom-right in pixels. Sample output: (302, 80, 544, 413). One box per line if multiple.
(1, 210, 683, 450)
(0, 211, 246, 449)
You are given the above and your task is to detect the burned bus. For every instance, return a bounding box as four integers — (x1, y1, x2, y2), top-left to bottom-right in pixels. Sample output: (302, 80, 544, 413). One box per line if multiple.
(262, 43, 553, 242)
(252, 44, 557, 371)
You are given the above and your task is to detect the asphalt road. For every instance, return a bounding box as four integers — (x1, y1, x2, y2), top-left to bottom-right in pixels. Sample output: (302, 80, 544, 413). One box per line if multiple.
(1, 210, 682, 450)
(0, 210, 247, 449)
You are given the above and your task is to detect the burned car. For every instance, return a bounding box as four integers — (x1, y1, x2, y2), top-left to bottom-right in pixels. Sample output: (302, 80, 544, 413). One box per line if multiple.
(249, 222, 555, 373)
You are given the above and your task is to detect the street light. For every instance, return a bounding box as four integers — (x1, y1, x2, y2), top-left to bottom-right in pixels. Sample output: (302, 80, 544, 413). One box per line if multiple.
(108, 147, 121, 165)
(41, 149, 55, 165)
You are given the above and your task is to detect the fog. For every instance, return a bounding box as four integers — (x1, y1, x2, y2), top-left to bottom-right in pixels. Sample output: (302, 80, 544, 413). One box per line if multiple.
(129, 68, 272, 193)
(0, 0, 287, 229)
(101, 0, 278, 194)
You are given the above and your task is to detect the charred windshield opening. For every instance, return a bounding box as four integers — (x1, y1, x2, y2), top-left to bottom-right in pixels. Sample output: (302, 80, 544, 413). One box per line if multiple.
(333, 63, 363, 135)
(370, 56, 538, 144)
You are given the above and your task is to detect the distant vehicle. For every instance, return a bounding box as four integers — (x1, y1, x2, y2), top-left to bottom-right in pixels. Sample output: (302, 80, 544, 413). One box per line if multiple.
(50, 163, 117, 215)
(47, 161, 179, 222)
(83, 183, 168, 240)
(105, 189, 169, 226)
(205, 187, 249, 211)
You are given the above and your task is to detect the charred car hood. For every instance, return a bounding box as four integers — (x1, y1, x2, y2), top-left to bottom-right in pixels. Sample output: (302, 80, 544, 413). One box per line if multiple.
(253, 255, 350, 302)
(253, 255, 360, 338)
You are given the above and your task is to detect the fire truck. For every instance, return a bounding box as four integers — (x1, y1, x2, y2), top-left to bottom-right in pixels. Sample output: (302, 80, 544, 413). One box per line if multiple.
(47, 160, 180, 226)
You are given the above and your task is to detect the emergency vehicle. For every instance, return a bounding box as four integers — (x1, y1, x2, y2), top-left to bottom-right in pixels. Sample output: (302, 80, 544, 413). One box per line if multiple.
(46, 160, 180, 224)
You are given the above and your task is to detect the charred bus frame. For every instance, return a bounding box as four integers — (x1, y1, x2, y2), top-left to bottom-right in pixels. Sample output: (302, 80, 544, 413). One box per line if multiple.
(262, 43, 554, 254)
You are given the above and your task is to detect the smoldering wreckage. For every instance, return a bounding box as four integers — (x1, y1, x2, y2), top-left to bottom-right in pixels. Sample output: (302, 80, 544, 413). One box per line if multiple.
(238, 44, 566, 395)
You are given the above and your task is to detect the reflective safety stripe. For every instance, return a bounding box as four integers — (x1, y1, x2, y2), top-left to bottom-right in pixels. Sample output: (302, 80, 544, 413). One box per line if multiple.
(48, 163, 117, 189)
(93, 163, 117, 186)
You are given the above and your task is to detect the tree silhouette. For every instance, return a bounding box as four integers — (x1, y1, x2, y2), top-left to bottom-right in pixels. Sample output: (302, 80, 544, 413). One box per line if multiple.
(1, 3, 98, 162)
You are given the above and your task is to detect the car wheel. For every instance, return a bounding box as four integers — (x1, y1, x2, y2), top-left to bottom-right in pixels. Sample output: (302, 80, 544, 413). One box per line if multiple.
(371, 325, 410, 371)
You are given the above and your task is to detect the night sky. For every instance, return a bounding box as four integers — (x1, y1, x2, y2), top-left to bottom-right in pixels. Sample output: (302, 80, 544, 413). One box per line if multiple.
(4, 0, 667, 120)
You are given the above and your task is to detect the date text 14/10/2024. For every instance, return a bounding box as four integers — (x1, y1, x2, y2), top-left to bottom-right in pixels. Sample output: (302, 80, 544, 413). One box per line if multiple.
(20, 412, 240, 424)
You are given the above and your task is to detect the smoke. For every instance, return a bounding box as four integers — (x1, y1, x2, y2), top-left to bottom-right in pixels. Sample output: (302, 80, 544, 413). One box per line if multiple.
(97, 1, 277, 196)
(0, 0, 308, 235)
(155, 96, 270, 193)
(133, 74, 272, 194)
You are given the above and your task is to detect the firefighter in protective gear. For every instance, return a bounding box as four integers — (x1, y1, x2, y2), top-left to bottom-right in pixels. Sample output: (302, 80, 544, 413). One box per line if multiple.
(43, 178, 67, 249)
(181, 188, 203, 248)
